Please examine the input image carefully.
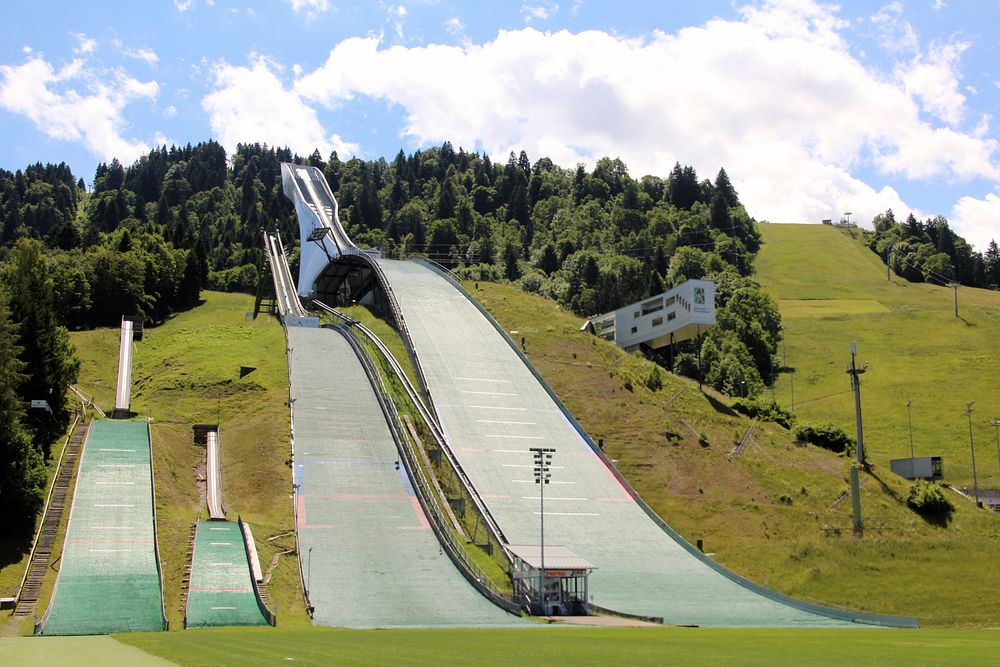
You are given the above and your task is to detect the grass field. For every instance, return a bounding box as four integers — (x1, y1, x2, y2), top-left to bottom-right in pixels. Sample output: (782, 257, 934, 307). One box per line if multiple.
(111, 625, 1000, 666)
(756, 223, 1000, 491)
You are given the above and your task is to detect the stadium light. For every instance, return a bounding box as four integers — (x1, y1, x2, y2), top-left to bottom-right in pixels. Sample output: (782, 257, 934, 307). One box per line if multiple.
(531, 446, 555, 610)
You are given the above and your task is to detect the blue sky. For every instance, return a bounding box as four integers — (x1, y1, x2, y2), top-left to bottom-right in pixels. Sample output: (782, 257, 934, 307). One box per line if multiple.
(1, 0, 998, 250)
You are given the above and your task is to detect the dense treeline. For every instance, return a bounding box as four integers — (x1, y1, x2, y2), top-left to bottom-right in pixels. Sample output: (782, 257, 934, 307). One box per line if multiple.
(866, 210, 999, 288)
(0, 141, 781, 401)
(310, 145, 777, 397)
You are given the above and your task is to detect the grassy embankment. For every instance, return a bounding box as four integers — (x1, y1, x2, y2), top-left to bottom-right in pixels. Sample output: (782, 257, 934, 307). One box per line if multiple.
(468, 273, 1000, 627)
(757, 223, 1000, 489)
(29, 292, 306, 632)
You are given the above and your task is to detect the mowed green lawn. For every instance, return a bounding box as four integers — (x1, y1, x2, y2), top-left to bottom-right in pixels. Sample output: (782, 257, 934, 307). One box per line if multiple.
(757, 223, 1000, 491)
(109, 625, 1000, 666)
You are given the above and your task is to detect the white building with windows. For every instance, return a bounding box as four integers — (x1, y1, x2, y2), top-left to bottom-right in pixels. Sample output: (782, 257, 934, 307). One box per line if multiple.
(582, 279, 716, 351)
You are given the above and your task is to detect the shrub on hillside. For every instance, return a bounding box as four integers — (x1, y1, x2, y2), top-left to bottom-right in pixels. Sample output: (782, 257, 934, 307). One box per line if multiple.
(731, 398, 794, 429)
(673, 352, 699, 380)
(907, 480, 954, 526)
(645, 365, 663, 391)
(794, 422, 855, 456)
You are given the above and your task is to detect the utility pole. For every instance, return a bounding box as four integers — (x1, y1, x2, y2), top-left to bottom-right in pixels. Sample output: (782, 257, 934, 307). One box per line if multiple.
(531, 447, 555, 613)
(951, 282, 960, 318)
(886, 244, 892, 282)
(784, 337, 795, 413)
(967, 403, 980, 506)
(992, 419, 1000, 472)
(907, 400, 915, 476)
(847, 343, 868, 466)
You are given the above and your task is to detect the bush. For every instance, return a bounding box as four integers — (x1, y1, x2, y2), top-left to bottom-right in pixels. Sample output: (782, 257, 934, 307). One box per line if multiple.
(907, 480, 954, 526)
(794, 422, 855, 456)
(645, 366, 663, 391)
(731, 398, 794, 429)
(673, 352, 699, 379)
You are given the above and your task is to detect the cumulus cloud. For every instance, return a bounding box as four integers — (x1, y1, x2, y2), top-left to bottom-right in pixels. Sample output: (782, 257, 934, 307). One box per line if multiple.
(898, 38, 969, 126)
(950, 193, 1000, 252)
(290, 0, 998, 231)
(174, 0, 194, 11)
(203, 56, 359, 158)
(0, 56, 159, 164)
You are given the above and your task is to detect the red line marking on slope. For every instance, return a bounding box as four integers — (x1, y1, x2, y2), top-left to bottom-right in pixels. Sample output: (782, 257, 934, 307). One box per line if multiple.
(303, 492, 414, 501)
(399, 497, 431, 530)
(296, 494, 332, 529)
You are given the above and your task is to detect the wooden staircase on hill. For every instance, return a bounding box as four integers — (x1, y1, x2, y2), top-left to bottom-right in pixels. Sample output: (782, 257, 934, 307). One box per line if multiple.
(12, 416, 89, 618)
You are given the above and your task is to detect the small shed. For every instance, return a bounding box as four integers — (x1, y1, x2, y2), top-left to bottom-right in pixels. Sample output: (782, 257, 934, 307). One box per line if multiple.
(508, 544, 595, 616)
(890, 456, 943, 481)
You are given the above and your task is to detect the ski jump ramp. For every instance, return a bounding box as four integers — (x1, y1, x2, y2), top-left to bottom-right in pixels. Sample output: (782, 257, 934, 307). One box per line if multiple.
(38, 420, 165, 635)
(287, 325, 524, 627)
(281, 163, 915, 628)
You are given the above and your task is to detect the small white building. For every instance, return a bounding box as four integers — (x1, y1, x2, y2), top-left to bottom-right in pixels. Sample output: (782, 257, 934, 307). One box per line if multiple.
(583, 279, 716, 351)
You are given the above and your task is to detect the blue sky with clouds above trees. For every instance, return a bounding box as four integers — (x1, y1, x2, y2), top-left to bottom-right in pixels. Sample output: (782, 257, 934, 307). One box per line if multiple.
(1, 0, 998, 250)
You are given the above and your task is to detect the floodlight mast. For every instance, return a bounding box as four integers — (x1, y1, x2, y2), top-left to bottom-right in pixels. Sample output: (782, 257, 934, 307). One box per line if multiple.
(992, 419, 1000, 473)
(967, 403, 980, 506)
(847, 343, 867, 467)
(531, 446, 555, 613)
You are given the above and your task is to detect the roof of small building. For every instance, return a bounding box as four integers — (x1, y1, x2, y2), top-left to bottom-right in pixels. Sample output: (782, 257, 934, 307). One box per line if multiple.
(507, 545, 596, 570)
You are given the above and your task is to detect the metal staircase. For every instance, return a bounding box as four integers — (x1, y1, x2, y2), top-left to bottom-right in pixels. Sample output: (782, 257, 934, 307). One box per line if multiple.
(12, 415, 89, 617)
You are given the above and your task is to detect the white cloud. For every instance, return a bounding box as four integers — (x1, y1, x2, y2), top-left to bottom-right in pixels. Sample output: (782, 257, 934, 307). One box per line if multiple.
(950, 193, 1000, 252)
(288, 0, 329, 19)
(203, 56, 359, 158)
(291, 1, 998, 231)
(0, 56, 159, 164)
(174, 0, 194, 12)
(932, 0, 947, 10)
(521, 3, 558, 23)
(22, 46, 32, 55)
(870, 2, 918, 54)
(445, 17, 467, 41)
(385, 4, 408, 41)
(898, 38, 969, 126)
(125, 46, 160, 66)
(73, 33, 97, 55)
(163, 104, 178, 118)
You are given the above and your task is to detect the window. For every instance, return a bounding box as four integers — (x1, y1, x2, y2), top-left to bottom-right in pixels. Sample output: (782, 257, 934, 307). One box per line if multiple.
(630, 326, 637, 334)
(664, 296, 676, 307)
(652, 316, 663, 327)
(641, 298, 663, 315)
(633, 311, 640, 318)
(667, 311, 676, 321)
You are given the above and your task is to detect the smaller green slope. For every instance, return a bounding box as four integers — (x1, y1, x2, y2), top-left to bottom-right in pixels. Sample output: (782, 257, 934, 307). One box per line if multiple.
(186, 521, 268, 628)
(40, 420, 164, 636)
(756, 223, 1000, 489)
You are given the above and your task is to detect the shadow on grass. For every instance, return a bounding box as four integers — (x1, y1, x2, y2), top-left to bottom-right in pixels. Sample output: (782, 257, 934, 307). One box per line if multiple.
(701, 391, 737, 417)
(867, 468, 953, 528)
(0, 532, 33, 590)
